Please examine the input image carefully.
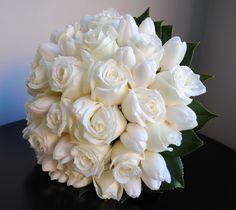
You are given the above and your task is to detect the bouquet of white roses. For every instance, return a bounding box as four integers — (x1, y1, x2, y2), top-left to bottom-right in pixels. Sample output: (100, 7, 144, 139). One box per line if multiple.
(23, 8, 216, 200)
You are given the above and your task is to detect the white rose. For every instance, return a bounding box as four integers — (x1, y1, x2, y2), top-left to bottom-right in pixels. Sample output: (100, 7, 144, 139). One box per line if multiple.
(58, 25, 82, 57)
(73, 97, 127, 144)
(141, 151, 171, 190)
(82, 26, 118, 60)
(139, 17, 156, 35)
(166, 105, 198, 130)
(93, 170, 123, 201)
(160, 36, 187, 71)
(111, 141, 143, 198)
(150, 66, 206, 106)
(121, 88, 166, 127)
(90, 59, 131, 105)
(71, 143, 111, 177)
(130, 33, 163, 67)
(120, 123, 148, 153)
(49, 56, 84, 100)
(28, 123, 59, 155)
(46, 99, 72, 136)
(146, 122, 182, 152)
(117, 14, 139, 46)
(80, 9, 121, 32)
(53, 135, 74, 164)
(27, 58, 51, 94)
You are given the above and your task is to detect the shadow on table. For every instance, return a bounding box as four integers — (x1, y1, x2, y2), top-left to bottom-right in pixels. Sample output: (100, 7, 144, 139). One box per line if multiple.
(25, 165, 163, 210)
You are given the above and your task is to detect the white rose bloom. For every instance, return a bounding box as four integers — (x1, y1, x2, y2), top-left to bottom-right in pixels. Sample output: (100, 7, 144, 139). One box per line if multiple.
(80, 9, 121, 32)
(28, 123, 59, 155)
(90, 59, 131, 105)
(130, 33, 163, 67)
(120, 123, 148, 153)
(150, 66, 206, 106)
(53, 135, 74, 164)
(58, 25, 82, 57)
(117, 14, 139, 46)
(141, 151, 171, 190)
(28, 96, 60, 117)
(93, 170, 123, 201)
(46, 99, 72, 136)
(71, 143, 111, 177)
(49, 56, 84, 100)
(82, 26, 118, 60)
(111, 141, 143, 198)
(121, 88, 166, 127)
(73, 97, 127, 144)
(27, 58, 51, 93)
(146, 122, 182, 152)
(139, 17, 156, 35)
(167, 105, 198, 130)
(160, 36, 187, 71)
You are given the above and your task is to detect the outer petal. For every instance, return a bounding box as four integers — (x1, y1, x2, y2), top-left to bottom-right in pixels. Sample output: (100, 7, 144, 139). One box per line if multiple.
(120, 123, 148, 153)
(141, 151, 169, 181)
(38, 42, 60, 62)
(124, 178, 142, 198)
(160, 36, 187, 71)
(132, 60, 157, 87)
(141, 172, 161, 190)
(41, 155, 57, 172)
(167, 105, 198, 130)
(53, 135, 74, 164)
(28, 96, 60, 116)
(139, 17, 156, 35)
(114, 46, 136, 68)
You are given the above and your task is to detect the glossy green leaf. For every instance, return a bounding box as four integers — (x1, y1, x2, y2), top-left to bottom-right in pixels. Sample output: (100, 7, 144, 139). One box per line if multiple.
(161, 130, 203, 157)
(193, 69, 214, 83)
(134, 8, 150, 25)
(161, 25, 173, 44)
(189, 99, 218, 131)
(181, 42, 199, 66)
(154, 20, 164, 38)
(161, 156, 184, 190)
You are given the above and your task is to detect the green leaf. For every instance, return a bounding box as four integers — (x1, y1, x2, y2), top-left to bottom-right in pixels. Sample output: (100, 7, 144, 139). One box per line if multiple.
(189, 99, 218, 131)
(193, 69, 214, 83)
(134, 8, 150, 26)
(161, 130, 203, 157)
(161, 25, 173, 44)
(154, 20, 164, 38)
(181, 42, 199, 66)
(161, 156, 184, 190)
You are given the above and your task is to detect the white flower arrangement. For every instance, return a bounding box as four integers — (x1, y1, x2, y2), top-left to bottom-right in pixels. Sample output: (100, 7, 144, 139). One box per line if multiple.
(23, 8, 216, 201)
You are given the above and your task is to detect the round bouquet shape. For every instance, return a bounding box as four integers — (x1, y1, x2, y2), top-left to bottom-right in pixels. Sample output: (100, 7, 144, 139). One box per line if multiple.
(23, 8, 216, 200)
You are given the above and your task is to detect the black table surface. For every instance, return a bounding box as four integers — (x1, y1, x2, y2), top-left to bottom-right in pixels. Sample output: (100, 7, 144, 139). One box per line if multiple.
(0, 120, 235, 210)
